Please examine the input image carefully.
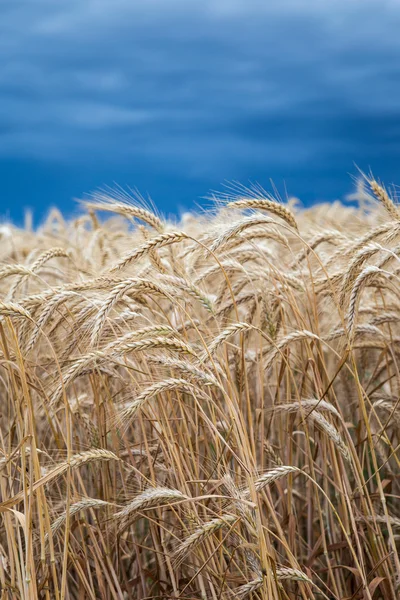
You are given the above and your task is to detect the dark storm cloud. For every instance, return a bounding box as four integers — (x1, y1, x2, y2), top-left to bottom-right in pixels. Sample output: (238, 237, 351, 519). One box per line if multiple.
(1, 0, 400, 219)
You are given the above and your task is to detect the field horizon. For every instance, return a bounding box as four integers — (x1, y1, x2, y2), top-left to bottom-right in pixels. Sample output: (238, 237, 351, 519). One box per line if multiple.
(0, 178, 399, 599)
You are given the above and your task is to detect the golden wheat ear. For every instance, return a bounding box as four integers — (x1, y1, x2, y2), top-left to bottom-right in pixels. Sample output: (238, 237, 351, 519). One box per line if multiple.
(227, 197, 299, 230)
(368, 179, 400, 220)
(82, 197, 165, 232)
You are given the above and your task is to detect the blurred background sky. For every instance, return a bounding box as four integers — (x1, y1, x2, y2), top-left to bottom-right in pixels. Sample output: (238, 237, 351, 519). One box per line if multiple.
(2, 0, 400, 224)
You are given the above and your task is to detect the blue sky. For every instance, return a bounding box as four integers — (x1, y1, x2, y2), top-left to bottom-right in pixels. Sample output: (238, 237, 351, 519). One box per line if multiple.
(2, 0, 400, 223)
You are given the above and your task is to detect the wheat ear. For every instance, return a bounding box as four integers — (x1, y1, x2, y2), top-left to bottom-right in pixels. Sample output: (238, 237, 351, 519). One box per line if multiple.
(227, 198, 298, 230)
(50, 498, 115, 537)
(84, 198, 164, 231)
(247, 466, 300, 494)
(110, 231, 189, 271)
(369, 179, 400, 220)
(199, 322, 253, 362)
(173, 514, 239, 565)
(0, 301, 32, 320)
(117, 377, 197, 426)
(115, 487, 188, 531)
(267, 398, 340, 419)
(346, 265, 382, 339)
(310, 411, 350, 462)
(90, 278, 168, 345)
(210, 215, 275, 253)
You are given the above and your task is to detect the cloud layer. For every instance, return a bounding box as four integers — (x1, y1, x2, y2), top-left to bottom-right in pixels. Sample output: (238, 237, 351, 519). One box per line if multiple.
(2, 0, 400, 218)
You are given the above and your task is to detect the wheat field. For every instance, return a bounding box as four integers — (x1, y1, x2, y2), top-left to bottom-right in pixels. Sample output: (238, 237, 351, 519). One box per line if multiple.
(0, 179, 400, 599)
